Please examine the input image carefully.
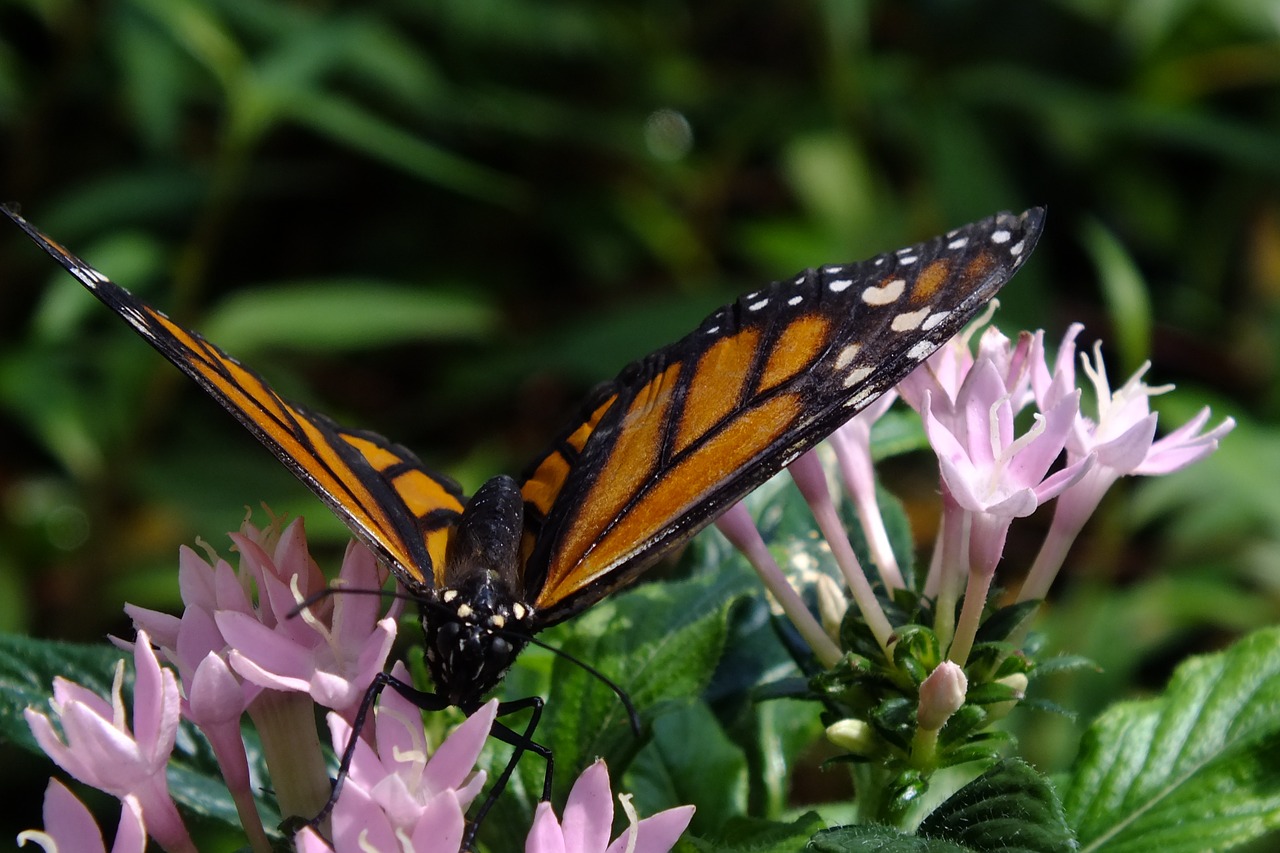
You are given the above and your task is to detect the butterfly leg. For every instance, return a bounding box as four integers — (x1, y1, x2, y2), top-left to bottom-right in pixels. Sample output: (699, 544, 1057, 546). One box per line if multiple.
(311, 670, 451, 826)
(461, 695, 553, 850)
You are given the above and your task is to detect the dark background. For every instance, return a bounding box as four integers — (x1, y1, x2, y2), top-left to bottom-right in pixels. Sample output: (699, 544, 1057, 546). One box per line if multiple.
(0, 0, 1275, 848)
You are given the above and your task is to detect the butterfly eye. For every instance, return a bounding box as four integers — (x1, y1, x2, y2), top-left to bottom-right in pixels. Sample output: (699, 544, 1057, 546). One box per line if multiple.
(436, 621, 462, 657)
(490, 636, 512, 663)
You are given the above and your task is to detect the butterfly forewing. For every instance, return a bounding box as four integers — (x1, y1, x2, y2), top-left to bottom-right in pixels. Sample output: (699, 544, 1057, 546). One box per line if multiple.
(522, 208, 1045, 625)
(3, 206, 465, 590)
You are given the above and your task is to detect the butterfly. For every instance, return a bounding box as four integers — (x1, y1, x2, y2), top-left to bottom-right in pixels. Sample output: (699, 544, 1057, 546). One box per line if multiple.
(5, 203, 1043, 833)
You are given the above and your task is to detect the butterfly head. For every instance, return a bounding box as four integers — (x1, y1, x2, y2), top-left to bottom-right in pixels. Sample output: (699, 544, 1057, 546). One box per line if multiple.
(422, 576, 534, 707)
(423, 474, 535, 707)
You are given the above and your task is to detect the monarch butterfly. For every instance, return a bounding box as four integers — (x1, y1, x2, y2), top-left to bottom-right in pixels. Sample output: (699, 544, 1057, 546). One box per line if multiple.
(6, 204, 1043, 833)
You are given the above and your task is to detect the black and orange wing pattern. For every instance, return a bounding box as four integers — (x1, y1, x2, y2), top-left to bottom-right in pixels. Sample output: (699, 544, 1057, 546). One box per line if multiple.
(3, 206, 465, 592)
(520, 208, 1044, 625)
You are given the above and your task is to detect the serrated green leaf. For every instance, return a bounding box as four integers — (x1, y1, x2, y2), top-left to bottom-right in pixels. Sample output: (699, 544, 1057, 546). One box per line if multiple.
(918, 759, 1075, 852)
(686, 811, 826, 852)
(808, 824, 969, 852)
(1063, 626, 1280, 853)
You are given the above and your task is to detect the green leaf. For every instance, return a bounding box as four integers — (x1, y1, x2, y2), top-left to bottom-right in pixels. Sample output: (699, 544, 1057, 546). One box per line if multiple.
(808, 825, 969, 852)
(918, 759, 1075, 851)
(626, 700, 748, 836)
(545, 572, 742, 789)
(810, 760, 1075, 852)
(1063, 626, 1280, 853)
(687, 812, 826, 852)
(201, 280, 496, 353)
(0, 634, 124, 753)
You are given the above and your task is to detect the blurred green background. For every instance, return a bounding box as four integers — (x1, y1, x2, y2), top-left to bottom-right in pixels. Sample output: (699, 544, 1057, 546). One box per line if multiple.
(0, 0, 1275, 848)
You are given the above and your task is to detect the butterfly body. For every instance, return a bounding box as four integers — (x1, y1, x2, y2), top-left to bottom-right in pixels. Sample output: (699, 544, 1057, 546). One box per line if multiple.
(426, 474, 532, 707)
(4, 205, 1045, 698)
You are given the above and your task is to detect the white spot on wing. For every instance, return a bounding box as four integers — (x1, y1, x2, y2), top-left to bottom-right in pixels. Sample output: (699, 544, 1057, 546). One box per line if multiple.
(842, 365, 873, 388)
(829, 278, 854, 293)
(898, 255, 917, 266)
(907, 340, 935, 361)
(1010, 239, 1025, 255)
(706, 325, 721, 334)
(843, 387, 876, 409)
(947, 237, 968, 250)
(991, 229, 1011, 244)
(749, 298, 769, 311)
(891, 307, 931, 332)
(862, 278, 906, 306)
(835, 342, 862, 368)
(921, 310, 952, 331)
(787, 295, 803, 306)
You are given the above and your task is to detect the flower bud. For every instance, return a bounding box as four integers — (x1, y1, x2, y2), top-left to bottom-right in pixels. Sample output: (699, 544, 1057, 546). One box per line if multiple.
(984, 672, 1028, 722)
(917, 661, 968, 731)
(826, 718, 878, 757)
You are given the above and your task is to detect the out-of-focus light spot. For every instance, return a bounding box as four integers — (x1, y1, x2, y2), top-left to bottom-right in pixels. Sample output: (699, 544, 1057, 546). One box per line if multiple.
(46, 505, 90, 551)
(643, 108, 693, 161)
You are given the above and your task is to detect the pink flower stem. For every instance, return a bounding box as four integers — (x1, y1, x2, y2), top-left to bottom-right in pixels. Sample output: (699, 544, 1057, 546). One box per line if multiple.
(247, 691, 331, 827)
(931, 497, 968, 651)
(203, 722, 272, 853)
(716, 506, 844, 667)
(947, 565, 993, 668)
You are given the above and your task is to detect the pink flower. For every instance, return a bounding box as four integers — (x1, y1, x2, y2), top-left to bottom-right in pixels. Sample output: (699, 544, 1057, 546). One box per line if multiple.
(124, 516, 396, 845)
(1018, 328, 1235, 601)
(309, 662, 493, 851)
(18, 779, 146, 853)
(220, 532, 398, 717)
(525, 760, 694, 853)
(25, 631, 195, 853)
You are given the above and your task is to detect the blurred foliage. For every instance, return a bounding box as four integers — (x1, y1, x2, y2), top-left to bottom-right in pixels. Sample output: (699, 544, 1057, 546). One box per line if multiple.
(0, 0, 1276, 848)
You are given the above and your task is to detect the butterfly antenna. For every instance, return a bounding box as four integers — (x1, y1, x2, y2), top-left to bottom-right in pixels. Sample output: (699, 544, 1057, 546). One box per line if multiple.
(515, 633, 642, 737)
(288, 585, 418, 617)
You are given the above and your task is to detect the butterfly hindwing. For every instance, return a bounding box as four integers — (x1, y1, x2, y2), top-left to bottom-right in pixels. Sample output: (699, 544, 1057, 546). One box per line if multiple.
(521, 208, 1045, 625)
(3, 206, 465, 590)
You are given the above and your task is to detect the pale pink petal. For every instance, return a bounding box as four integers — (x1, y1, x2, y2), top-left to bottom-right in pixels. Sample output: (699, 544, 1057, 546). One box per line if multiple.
(129, 636, 179, 758)
(527, 801, 568, 853)
(293, 827, 335, 853)
(423, 699, 498, 793)
(122, 604, 181, 651)
(111, 795, 147, 853)
(562, 760, 614, 853)
(409, 789, 466, 852)
(605, 806, 697, 853)
(188, 652, 251, 726)
(21, 778, 108, 853)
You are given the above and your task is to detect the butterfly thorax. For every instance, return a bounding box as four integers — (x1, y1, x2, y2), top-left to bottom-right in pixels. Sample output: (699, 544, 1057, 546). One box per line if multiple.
(422, 475, 534, 707)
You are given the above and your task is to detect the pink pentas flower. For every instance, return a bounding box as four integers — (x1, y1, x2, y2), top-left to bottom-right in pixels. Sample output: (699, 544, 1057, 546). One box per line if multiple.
(220, 533, 398, 717)
(1018, 328, 1235, 601)
(317, 661, 493, 847)
(24, 631, 195, 853)
(18, 779, 146, 853)
(921, 360, 1091, 574)
(525, 759, 695, 853)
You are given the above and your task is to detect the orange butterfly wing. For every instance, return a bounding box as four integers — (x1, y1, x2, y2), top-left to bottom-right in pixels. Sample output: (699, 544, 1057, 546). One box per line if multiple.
(3, 206, 465, 591)
(520, 208, 1045, 625)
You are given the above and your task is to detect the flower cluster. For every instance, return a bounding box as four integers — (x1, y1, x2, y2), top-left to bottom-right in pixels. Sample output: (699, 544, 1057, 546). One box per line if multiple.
(19, 517, 694, 852)
(717, 313, 1233, 814)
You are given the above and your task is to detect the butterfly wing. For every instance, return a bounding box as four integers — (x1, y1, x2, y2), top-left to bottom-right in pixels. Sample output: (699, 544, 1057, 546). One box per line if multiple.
(520, 208, 1045, 625)
(4, 206, 465, 591)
